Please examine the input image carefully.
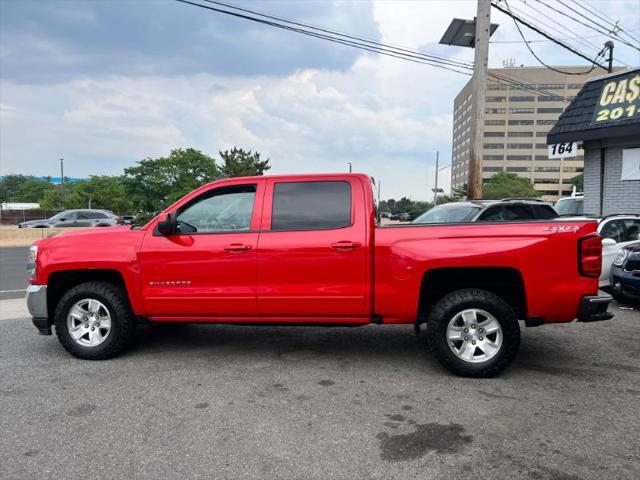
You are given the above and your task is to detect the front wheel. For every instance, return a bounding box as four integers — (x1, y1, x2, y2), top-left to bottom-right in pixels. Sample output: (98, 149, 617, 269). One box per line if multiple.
(54, 281, 136, 360)
(427, 289, 520, 377)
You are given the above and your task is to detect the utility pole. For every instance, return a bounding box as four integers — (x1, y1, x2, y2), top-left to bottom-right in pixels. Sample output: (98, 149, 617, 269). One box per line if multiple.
(605, 40, 614, 73)
(60, 158, 64, 184)
(433, 151, 440, 205)
(468, 0, 491, 200)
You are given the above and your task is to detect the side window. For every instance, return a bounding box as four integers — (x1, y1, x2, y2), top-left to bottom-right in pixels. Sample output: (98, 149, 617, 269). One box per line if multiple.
(600, 220, 625, 243)
(176, 185, 256, 233)
(79, 211, 107, 220)
(531, 205, 557, 219)
(62, 212, 78, 221)
(623, 219, 640, 242)
(271, 181, 352, 231)
(477, 206, 504, 222)
(503, 205, 535, 220)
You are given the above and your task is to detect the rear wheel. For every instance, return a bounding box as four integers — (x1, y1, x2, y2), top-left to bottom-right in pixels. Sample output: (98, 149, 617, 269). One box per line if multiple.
(54, 281, 136, 360)
(427, 289, 520, 377)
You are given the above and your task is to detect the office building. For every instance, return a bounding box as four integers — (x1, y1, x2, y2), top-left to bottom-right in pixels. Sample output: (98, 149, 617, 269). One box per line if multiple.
(450, 66, 622, 201)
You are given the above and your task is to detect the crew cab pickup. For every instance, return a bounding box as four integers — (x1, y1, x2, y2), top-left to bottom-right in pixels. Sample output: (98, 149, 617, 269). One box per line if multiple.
(26, 174, 613, 376)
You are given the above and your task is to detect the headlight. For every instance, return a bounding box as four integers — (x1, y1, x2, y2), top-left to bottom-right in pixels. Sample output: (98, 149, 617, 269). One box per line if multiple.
(27, 245, 38, 276)
(613, 249, 628, 267)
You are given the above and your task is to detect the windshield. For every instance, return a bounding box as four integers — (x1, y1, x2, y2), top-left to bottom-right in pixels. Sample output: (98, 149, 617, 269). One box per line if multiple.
(49, 210, 72, 221)
(555, 198, 583, 215)
(412, 205, 481, 224)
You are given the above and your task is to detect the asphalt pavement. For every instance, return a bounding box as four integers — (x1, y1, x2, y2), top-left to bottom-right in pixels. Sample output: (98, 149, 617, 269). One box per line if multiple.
(0, 247, 29, 300)
(1, 289, 639, 479)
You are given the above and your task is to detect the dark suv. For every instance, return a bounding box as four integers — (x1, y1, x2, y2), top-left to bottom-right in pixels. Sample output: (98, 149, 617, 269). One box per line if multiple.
(610, 241, 640, 302)
(412, 199, 558, 224)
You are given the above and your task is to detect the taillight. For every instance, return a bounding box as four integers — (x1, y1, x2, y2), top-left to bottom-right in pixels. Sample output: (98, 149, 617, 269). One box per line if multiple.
(579, 234, 602, 277)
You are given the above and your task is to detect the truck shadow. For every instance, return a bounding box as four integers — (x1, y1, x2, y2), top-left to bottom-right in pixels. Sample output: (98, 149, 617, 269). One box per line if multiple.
(130, 322, 441, 371)
(126, 319, 639, 380)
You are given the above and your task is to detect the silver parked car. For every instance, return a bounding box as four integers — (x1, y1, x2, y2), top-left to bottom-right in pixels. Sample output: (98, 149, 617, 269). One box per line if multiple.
(18, 209, 120, 228)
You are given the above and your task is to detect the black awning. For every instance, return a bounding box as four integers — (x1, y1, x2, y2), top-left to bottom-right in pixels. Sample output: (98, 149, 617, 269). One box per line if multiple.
(546, 68, 640, 145)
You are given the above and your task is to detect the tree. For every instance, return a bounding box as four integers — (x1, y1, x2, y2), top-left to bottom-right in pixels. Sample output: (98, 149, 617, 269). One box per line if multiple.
(570, 173, 584, 192)
(451, 183, 468, 200)
(482, 171, 541, 199)
(0, 175, 33, 202)
(123, 148, 219, 213)
(219, 148, 270, 177)
(40, 176, 133, 212)
(12, 179, 55, 202)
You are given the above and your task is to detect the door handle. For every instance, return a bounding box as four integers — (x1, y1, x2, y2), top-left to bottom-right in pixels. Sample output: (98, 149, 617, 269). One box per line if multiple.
(331, 241, 362, 250)
(224, 243, 252, 252)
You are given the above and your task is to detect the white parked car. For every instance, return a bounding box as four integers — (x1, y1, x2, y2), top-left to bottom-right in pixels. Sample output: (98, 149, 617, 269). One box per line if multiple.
(599, 215, 640, 287)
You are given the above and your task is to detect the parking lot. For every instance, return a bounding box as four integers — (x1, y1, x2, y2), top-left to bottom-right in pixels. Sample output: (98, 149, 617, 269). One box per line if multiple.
(1, 248, 639, 479)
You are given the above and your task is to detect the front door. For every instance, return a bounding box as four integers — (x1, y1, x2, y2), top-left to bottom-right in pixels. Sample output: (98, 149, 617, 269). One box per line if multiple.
(256, 178, 370, 319)
(140, 182, 263, 317)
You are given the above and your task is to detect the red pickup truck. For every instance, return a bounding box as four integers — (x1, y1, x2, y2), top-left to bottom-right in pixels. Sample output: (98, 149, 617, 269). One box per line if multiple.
(26, 174, 612, 376)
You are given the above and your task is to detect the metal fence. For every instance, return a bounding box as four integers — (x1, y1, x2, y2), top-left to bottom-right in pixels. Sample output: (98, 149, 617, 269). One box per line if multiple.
(0, 210, 58, 226)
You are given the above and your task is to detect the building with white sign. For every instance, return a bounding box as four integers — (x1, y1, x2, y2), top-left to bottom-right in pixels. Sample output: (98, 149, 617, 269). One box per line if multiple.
(547, 68, 640, 216)
(450, 66, 623, 201)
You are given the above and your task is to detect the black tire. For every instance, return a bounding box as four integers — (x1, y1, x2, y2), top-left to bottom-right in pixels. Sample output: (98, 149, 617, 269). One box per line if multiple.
(426, 288, 520, 378)
(54, 281, 136, 360)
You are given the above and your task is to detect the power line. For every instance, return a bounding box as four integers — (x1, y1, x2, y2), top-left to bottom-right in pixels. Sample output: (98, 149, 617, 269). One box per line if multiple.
(503, 0, 608, 75)
(491, 1, 609, 69)
(201, 0, 474, 68)
(506, 0, 631, 67)
(491, 27, 640, 43)
(566, 0, 640, 44)
(526, 0, 640, 51)
(176, 0, 593, 101)
(174, 0, 474, 75)
(486, 71, 571, 102)
(509, 0, 609, 57)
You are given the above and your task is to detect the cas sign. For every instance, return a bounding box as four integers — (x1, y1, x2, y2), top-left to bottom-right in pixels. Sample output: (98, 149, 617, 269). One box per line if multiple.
(548, 142, 578, 159)
(591, 72, 640, 125)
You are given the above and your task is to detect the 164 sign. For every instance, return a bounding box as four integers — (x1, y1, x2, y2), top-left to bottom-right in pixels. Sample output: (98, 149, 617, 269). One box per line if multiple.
(548, 142, 578, 159)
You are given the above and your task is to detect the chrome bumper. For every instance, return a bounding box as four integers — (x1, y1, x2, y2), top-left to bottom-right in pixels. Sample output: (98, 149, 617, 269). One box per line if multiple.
(26, 284, 48, 320)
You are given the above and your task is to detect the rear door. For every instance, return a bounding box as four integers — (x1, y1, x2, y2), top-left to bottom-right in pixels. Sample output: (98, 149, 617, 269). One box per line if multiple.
(256, 178, 370, 319)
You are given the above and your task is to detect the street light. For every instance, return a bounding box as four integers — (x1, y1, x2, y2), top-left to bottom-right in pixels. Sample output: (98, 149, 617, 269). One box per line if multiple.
(433, 151, 451, 206)
(439, 17, 498, 48)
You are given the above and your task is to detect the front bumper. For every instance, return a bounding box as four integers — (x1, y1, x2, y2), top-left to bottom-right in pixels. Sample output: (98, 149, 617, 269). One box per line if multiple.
(577, 294, 614, 322)
(26, 284, 52, 335)
(611, 265, 640, 300)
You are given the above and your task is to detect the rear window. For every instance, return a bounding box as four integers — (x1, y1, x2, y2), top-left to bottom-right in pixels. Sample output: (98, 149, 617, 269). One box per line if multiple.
(531, 205, 557, 219)
(502, 205, 535, 220)
(412, 205, 480, 223)
(79, 211, 108, 219)
(272, 181, 352, 231)
(555, 198, 583, 215)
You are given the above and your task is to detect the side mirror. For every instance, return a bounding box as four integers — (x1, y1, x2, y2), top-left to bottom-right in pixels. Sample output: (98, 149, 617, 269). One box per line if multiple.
(59, 217, 67, 222)
(601, 238, 617, 247)
(156, 213, 176, 235)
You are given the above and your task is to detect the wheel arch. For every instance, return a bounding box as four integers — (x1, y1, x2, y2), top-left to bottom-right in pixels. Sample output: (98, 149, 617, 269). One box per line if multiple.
(47, 269, 132, 318)
(417, 267, 527, 323)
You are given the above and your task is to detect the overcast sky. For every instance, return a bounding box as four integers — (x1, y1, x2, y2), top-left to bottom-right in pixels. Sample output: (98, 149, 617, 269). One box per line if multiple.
(1, 0, 638, 200)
